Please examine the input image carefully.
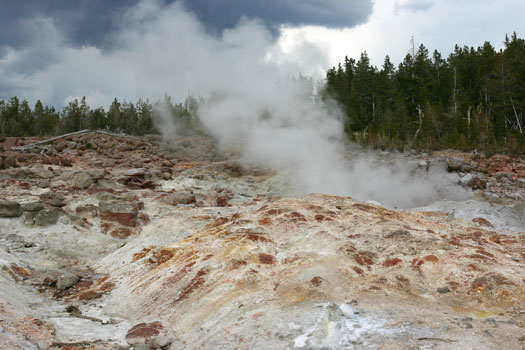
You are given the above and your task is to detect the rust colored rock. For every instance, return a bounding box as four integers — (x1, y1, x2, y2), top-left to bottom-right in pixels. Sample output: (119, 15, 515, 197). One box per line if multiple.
(216, 195, 228, 207)
(10, 263, 33, 279)
(258, 217, 272, 226)
(78, 290, 102, 301)
(382, 257, 403, 267)
(126, 321, 163, 344)
(75, 204, 98, 218)
(258, 253, 275, 264)
(472, 217, 494, 228)
(139, 212, 151, 225)
(173, 269, 209, 303)
(87, 185, 115, 195)
(354, 251, 375, 266)
(422, 255, 439, 263)
(352, 266, 364, 275)
(311, 276, 323, 287)
(98, 201, 139, 227)
(109, 227, 135, 239)
(150, 248, 175, 266)
(471, 277, 489, 292)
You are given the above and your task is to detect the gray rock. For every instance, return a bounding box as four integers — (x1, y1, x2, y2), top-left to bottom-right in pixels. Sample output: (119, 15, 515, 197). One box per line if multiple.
(447, 157, 464, 172)
(72, 171, 93, 189)
(103, 159, 116, 167)
(23, 211, 37, 226)
(23, 202, 45, 212)
(57, 274, 80, 290)
(6, 234, 22, 242)
(437, 287, 451, 294)
(152, 335, 173, 348)
(0, 200, 23, 217)
(121, 168, 149, 177)
(165, 192, 196, 206)
(459, 173, 487, 190)
(95, 192, 120, 201)
(513, 202, 525, 217)
(24, 208, 61, 227)
(3, 155, 15, 169)
(459, 321, 473, 329)
(0, 168, 29, 179)
(34, 208, 60, 226)
(418, 160, 429, 169)
(459, 174, 473, 186)
(87, 169, 106, 180)
(39, 191, 66, 207)
(29, 168, 54, 179)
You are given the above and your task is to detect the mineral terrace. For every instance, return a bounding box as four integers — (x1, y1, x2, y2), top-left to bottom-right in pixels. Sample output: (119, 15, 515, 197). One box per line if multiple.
(0, 134, 524, 350)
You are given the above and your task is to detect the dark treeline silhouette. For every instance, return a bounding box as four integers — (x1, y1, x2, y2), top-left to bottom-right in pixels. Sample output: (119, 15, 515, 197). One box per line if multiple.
(323, 33, 525, 153)
(0, 95, 204, 140)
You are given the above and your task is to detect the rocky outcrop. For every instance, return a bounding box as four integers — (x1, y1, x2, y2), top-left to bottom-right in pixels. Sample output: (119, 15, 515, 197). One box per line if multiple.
(23, 207, 61, 227)
(0, 200, 23, 217)
(0, 134, 522, 350)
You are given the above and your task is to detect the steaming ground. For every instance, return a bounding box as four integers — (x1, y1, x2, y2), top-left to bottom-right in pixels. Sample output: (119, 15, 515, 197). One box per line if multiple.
(0, 133, 523, 349)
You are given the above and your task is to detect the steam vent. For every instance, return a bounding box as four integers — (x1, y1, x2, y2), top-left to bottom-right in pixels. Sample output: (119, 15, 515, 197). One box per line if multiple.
(0, 132, 522, 349)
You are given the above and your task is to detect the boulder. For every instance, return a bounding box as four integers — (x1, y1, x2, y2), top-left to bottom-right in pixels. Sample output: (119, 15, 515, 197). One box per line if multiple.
(3, 155, 16, 169)
(125, 321, 168, 348)
(24, 208, 60, 226)
(75, 204, 98, 218)
(216, 195, 228, 207)
(54, 141, 67, 151)
(0, 200, 23, 217)
(29, 168, 54, 179)
(165, 192, 196, 206)
(447, 157, 464, 172)
(33, 208, 60, 226)
(98, 201, 140, 227)
(87, 169, 106, 180)
(72, 171, 93, 189)
(23, 202, 45, 212)
(460, 173, 487, 190)
(39, 192, 66, 207)
(56, 274, 80, 290)
(418, 160, 429, 171)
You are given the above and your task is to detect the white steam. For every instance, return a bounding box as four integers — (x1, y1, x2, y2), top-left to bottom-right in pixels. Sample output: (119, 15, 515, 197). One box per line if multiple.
(1, 0, 470, 208)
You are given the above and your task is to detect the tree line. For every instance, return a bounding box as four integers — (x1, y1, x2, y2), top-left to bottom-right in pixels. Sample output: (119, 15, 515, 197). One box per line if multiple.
(323, 33, 525, 153)
(1, 33, 524, 154)
(0, 95, 203, 139)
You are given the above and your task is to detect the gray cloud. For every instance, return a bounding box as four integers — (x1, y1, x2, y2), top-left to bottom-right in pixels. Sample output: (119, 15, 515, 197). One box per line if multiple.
(0, 0, 373, 51)
(181, 0, 374, 32)
(0, 0, 137, 50)
(0, 0, 373, 99)
(395, 0, 434, 13)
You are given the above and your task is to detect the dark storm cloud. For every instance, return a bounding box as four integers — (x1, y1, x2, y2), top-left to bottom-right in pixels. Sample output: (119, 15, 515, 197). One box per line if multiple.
(181, 0, 374, 32)
(0, 0, 373, 50)
(0, 0, 137, 49)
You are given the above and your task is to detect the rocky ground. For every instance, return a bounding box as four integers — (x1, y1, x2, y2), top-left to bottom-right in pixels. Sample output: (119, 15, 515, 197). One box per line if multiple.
(0, 133, 524, 349)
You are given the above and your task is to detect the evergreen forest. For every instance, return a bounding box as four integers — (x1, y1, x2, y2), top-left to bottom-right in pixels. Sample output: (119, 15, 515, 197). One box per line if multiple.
(324, 33, 525, 153)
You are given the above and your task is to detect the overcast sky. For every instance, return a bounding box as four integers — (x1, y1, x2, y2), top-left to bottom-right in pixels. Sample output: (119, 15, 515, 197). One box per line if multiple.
(0, 0, 524, 108)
